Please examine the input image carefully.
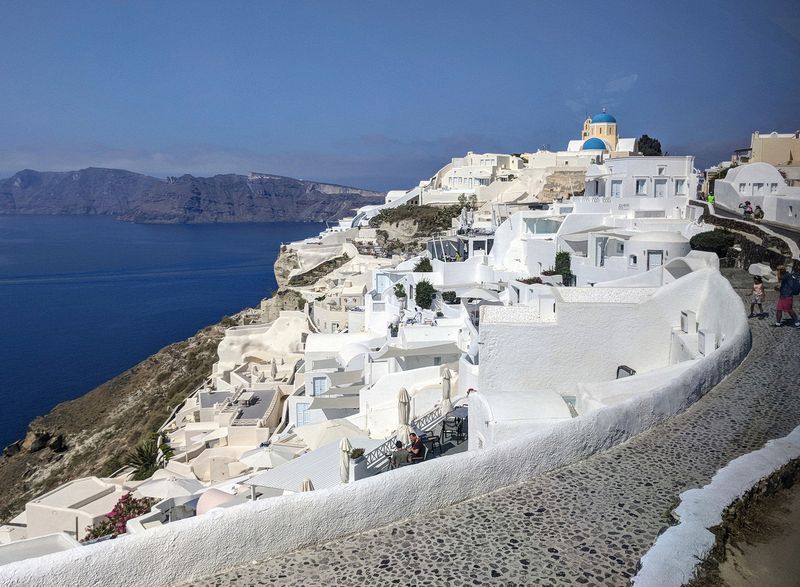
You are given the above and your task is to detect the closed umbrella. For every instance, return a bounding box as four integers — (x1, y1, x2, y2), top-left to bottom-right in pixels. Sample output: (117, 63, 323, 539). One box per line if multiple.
(270, 357, 278, 380)
(397, 387, 413, 445)
(440, 368, 453, 414)
(300, 478, 314, 492)
(339, 437, 352, 484)
(137, 477, 204, 500)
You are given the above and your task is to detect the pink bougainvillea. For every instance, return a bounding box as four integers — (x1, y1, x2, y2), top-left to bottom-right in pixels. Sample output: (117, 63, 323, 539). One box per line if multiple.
(83, 492, 156, 541)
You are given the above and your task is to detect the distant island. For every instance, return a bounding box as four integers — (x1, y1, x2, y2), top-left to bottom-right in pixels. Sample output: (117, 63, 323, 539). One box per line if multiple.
(0, 168, 384, 223)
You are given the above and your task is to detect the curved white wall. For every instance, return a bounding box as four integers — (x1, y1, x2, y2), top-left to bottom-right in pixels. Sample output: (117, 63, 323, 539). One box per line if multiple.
(0, 274, 749, 587)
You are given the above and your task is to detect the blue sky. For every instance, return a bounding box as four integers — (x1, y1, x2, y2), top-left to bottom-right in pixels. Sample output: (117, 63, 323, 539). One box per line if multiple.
(1, 1, 798, 190)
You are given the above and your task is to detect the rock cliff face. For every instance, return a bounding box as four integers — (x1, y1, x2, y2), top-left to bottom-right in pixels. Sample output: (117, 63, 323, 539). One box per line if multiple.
(0, 314, 232, 523)
(0, 168, 384, 223)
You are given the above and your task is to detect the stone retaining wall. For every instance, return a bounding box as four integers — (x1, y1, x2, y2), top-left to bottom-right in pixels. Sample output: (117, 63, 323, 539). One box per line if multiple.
(689, 201, 800, 271)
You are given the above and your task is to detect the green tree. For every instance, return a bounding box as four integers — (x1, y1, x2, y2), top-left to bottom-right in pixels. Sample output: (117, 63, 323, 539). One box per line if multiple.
(415, 279, 436, 309)
(638, 135, 662, 156)
(413, 257, 433, 272)
(126, 438, 162, 481)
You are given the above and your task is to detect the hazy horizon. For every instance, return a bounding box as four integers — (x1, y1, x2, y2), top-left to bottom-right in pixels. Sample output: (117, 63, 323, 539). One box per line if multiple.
(1, 1, 798, 191)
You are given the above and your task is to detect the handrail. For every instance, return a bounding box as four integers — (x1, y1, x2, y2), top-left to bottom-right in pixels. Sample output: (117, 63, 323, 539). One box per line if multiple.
(363, 405, 444, 470)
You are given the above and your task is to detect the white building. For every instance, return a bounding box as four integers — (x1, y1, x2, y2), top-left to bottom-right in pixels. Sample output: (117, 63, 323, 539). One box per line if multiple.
(471, 253, 741, 449)
(712, 161, 800, 228)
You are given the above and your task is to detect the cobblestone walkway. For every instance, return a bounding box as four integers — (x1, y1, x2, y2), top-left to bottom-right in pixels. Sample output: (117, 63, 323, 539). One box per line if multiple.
(183, 302, 800, 587)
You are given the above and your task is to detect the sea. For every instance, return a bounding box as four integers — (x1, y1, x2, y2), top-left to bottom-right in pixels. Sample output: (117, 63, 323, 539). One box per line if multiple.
(0, 215, 324, 449)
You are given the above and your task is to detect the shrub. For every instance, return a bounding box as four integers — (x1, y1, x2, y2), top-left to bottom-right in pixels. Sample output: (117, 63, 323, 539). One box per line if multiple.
(519, 276, 543, 285)
(554, 251, 571, 275)
(415, 279, 436, 309)
(350, 448, 365, 459)
(413, 258, 433, 272)
(441, 290, 458, 303)
(368, 204, 461, 236)
(393, 283, 406, 298)
(84, 493, 156, 541)
(690, 229, 735, 258)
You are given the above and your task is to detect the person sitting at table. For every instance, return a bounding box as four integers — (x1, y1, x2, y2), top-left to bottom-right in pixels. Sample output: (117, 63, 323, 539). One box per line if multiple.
(390, 440, 409, 468)
(409, 433, 425, 462)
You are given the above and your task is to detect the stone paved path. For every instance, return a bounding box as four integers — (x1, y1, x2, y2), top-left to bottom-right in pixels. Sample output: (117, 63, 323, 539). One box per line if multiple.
(181, 301, 800, 587)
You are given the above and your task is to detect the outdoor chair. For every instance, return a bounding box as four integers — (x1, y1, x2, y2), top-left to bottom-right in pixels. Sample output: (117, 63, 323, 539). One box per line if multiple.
(442, 417, 465, 443)
(423, 430, 441, 456)
(410, 444, 428, 464)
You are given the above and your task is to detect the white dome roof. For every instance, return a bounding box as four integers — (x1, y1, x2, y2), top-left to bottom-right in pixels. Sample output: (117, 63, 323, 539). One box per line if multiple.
(628, 231, 688, 243)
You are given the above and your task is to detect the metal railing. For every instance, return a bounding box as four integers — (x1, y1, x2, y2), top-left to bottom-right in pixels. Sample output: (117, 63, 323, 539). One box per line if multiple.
(363, 405, 444, 470)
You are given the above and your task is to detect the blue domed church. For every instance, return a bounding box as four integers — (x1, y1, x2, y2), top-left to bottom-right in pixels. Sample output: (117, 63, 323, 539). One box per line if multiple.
(566, 109, 638, 158)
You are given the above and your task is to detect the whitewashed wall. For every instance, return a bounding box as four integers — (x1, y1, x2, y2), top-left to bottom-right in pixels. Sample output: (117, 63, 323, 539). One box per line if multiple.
(0, 271, 751, 587)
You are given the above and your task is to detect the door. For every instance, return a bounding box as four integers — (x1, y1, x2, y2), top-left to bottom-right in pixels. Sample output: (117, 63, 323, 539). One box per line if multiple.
(647, 250, 664, 270)
(595, 237, 608, 267)
(654, 179, 667, 198)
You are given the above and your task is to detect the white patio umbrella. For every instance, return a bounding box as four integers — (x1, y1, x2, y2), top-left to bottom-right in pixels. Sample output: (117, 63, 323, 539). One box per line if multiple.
(440, 368, 453, 414)
(339, 437, 352, 484)
(397, 387, 413, 446)
(137, 476, 204, 500)
(238, 446, 294, 471)
(270, 357, 278, 379)
(300, 478, 315, 492)
(458, 287, 500, 302)
(295, 419, 366, 451)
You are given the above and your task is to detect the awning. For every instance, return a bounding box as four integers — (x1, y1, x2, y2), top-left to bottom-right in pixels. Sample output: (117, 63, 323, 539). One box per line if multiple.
(309, 396, 361, 410)
(454, 287, 500, 301)
(373, 342, 461, 360)
(200, 428, 229, 443)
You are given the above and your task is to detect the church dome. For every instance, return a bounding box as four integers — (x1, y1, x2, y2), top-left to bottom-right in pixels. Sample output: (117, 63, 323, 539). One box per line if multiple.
(591, 112, 617, 124)
(582, 137, 607, 150)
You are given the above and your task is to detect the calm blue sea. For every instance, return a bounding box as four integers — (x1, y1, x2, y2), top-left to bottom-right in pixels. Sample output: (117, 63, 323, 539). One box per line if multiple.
(0, 216, 324, 449)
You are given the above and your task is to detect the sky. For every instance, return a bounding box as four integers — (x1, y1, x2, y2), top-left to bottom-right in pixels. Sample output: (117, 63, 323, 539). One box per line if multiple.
(1, 1, 798, 191)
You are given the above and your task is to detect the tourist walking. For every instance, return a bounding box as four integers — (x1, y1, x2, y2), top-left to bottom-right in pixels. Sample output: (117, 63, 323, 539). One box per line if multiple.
(774, 266, 800, 327)
(739, 200, 753, 220)
(749, 276, 765, 317)
(753, 205, 764, 223)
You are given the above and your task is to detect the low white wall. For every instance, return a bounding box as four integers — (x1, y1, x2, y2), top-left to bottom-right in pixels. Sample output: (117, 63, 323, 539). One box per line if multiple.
(633, 424, 800, 587)
(0, 292, 750, 586)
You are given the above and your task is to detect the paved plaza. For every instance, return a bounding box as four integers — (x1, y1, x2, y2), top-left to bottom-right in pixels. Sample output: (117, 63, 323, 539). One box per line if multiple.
(182, 296, 800, 587)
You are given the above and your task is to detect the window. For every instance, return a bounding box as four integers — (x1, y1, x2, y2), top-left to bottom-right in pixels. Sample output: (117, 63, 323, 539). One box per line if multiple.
(675, 179, 686, 195)
(433, 357, 441, 366)
(635, 179, 647, 195)
(739, 183, 746, 193)
(629, 255, 638, 266)
(611, 180, 622, 197)
(770, 183, 778, 193)
(753, 183, 764, 195)
(657, 166, 666, 176)
(296, 403, 310, 426)
(616, 242, 625, 254)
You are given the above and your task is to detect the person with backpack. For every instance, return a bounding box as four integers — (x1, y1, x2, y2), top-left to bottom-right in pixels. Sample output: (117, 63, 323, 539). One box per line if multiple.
(774, 266, 800, 327)
(753, 205, 764, 223)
